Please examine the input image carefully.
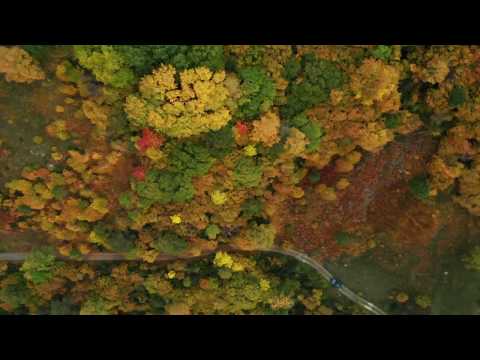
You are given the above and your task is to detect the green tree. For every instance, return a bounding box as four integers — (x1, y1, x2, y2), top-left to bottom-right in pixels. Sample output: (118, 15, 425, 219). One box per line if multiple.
(134, 169, 195, 205)
(106, 230, 137, 253)
(74, 45, 136, 89)
(449, 85, 467, 108)
(80, 295, 116, 315)
(74, 45, 225, 88)
(0, 275, 34, 311)
(205, 224, 222, 240)
(20, 247, 59, 285)
(229, 45, 265, 69)
(283, 57, 302, 81)
(241, 198, 264, 219)
(371, 45, 393, 61)
(245, 223, 276, 249)
(167, 141, 216, 178)
(282, 54, 346, 119)
(118, 191, 135, 210)
(152, 231, 189, 255)
(21, 45, 60, 65)
(409, 175, 430, 200)
(383, 113, 401, 129)
(201, 124, 236, 159)
(290, 113, 324, 153)
(234, 157, 263, 188)
(235, 67, 276, 120)
(116, 45, 225, 73)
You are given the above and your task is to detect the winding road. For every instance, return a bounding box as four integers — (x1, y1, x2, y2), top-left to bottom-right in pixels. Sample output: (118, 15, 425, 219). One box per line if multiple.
(270, 247, 387, 315)
(0, 247, 387, 315)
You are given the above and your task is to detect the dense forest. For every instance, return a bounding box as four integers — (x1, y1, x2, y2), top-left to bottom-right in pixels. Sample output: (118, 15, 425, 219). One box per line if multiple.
(1, 45, 480, 314)
(0, 250, 372, 315)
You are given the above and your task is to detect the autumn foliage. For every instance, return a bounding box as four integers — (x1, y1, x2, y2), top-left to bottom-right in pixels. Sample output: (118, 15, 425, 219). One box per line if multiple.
(0, 46, 45, 83)
(3, 45, 480, 315)
(125, 65, 234, 138)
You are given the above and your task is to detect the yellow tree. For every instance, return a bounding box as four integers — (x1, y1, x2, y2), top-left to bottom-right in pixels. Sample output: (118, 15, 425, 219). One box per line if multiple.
(350, 58, 401, 112)
(125, 65, 235, 138)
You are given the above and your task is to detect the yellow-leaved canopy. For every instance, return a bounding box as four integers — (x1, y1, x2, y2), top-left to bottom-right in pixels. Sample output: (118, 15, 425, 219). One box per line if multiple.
(125, 64, 235, 138)
(0, 46, 45, 84)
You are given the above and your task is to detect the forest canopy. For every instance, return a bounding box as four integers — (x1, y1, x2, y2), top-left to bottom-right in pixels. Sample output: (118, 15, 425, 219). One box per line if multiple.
(2, 45, 480, 315)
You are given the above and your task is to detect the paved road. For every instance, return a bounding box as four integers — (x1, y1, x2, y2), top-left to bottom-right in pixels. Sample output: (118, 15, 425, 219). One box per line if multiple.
(269, 247, 387, 315)
(0, 247, 387, 315)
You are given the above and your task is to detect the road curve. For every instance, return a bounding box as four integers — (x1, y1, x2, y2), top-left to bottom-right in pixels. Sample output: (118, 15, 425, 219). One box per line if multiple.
(0, 247, 387, 315)
(269, 247, 387, 315)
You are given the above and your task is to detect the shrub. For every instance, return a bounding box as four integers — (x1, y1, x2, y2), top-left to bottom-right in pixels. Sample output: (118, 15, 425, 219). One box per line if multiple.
(409, 175, 430, 200)
(20, 247, 58, 284)
(152, 231, 189, 255)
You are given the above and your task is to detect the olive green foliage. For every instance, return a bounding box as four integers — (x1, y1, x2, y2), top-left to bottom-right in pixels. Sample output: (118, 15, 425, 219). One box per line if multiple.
(0, 275, 34, 311)
(283, 57, 302, 81)
(308, 169, 322, 184)
(133, 141, 217, 207)
(167, 141, 216, 178)
(235, 67, 276, 120)
(464, 246, 480, 271)
(134, 169, 195, 206)
(265, 142, 285, 161)
(118, 191, 135, 210)
(21, 45, 58, 65)
(409, 175, 430, 200)
(241, 198, 264, 219)
(234, 157, 263, 188)
(20, 247, 58, 285)
(290, 113, 324, 152)
(399, 78, 416, 107)
(80, 295, 114, 315)
(383, 113, 401, 129)
(52, 186, 68, 201)
(334, 231, 356, 246)
(282, 54, 347, 119)
(50, 298, 78, 315)
(91, 224, 109, 243)
(106, 231, 137, 253)
(74, 45, 136, 88)
(208, 271, 268, 312)
(61, 60, 83, 83)
(201, 124, 236, 159)
(17, 204, 33, 215)
(114, 45, 225, 74)
(246, 223, 276, 249)
(74, 45, 225, 88)
(205, 224, 221, 240)
(231, 45, 265, 69)
(371, 45, 393, 61)
(218, 268, 233, 280)
(112, 45, 181, 75)
(449, 85, 467, 108)
(163, 45, 223, 71)
(180, 45, 225, 71)
(415, 295, 432, 310)
(152, 231, 189, 255)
